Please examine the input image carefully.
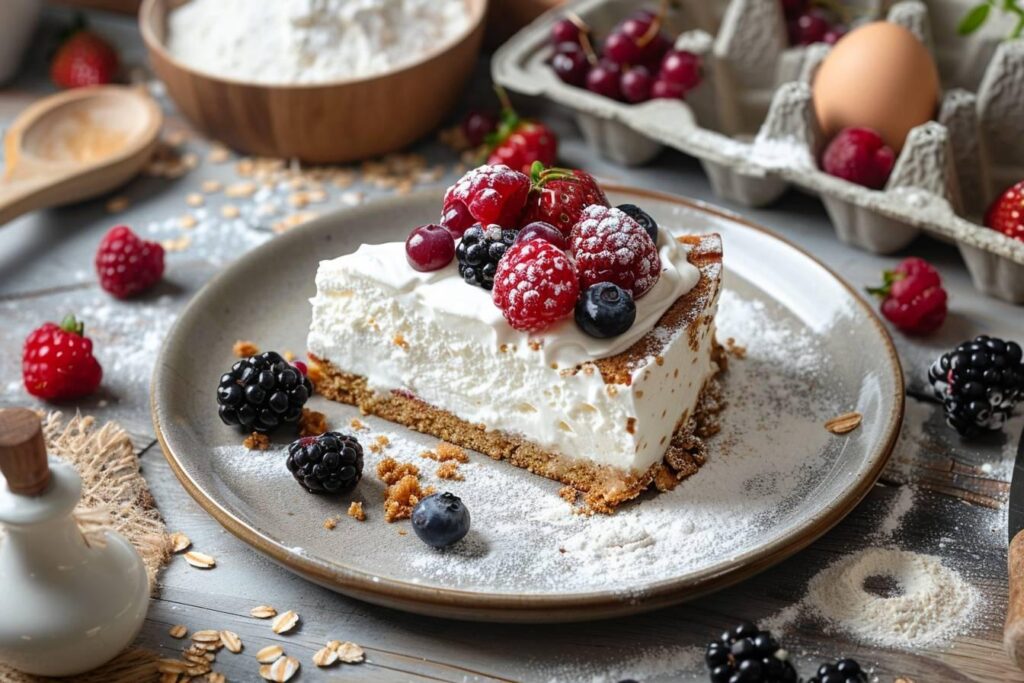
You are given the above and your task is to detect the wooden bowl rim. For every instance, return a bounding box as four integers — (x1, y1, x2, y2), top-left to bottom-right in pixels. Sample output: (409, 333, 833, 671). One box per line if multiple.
(138, 0, 488, 90)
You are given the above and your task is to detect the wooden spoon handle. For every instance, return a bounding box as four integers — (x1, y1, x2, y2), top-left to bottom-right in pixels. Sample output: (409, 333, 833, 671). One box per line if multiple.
(1005, 529, 1024, 668)
(0, 176, 58, 226)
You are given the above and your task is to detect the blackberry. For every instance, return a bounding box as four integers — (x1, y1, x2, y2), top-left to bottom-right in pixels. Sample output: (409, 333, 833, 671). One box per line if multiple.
(456, 224, 517, 290)
(928, 335, 1024, 436)
(286, 432, 363, 494)
(617, 203, 659, 243)
(217, 351, 312, 433)
(705, 621, 797, 683)
(808, 658, 868, 683)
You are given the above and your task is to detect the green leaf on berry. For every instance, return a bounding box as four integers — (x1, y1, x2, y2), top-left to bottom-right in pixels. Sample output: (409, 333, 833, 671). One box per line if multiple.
(59, 314, 85, 336)
(958, 3, 992, 34)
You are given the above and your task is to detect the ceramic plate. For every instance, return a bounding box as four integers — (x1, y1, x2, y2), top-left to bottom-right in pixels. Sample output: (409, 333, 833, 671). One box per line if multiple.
(152, 186, 903, 623)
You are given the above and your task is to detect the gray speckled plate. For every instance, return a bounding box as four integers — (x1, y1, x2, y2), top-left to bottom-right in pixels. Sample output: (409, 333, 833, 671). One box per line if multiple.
(152, 186, 903, 623)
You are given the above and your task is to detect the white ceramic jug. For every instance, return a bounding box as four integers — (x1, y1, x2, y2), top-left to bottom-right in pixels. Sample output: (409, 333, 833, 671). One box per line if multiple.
(0, 409, 149, 677)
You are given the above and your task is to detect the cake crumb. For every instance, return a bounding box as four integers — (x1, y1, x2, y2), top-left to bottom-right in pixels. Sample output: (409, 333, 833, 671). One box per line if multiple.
(725, 337, 747, 359)
(529, 340, 543, 351)
(233, 340, 259, 357)
(376, 457, 419, 485)
(283, 350, 296, 361)
(437, 461, 463, 480)
(298, 408, 328, 437)
(558, 486, 578, 504)
(243, 432, 270, 451)
(369, 434, 391, 453)
(398, 529, 408, 535)
(384, 474, 426, 522)
(393, 333, 409, 350)
(349, 418, 367, 431)
(347, 502, 366, 521)
(421, 442, 469, 463)
(654, 465, 680, 492)
(323, 517, 337, 530)
(626, 417, 637, 435)
(307, 361, 324, 387)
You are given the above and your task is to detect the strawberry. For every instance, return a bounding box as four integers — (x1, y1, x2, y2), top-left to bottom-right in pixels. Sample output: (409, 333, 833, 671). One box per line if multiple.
(492, 239, 579, 332)
(22, 315, 103, 401)
(520, 161, 610, 237)
(484, 104, 558, 174)
(867, 257, 948, 335)
(95, 225, 165, 299)
(50, 27, 119, 89)
(984, 180, 1024, 243)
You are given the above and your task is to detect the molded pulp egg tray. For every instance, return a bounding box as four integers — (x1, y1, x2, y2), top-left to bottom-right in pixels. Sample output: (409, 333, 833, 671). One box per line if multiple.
(493, 0, 1024, 304)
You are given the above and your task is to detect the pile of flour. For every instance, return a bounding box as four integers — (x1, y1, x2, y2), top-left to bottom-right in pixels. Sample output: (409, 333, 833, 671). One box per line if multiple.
(167, 0, 470, 84)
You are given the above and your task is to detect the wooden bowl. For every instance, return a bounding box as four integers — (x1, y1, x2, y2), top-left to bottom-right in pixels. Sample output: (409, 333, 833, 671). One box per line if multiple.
(139, 0, 487, 163)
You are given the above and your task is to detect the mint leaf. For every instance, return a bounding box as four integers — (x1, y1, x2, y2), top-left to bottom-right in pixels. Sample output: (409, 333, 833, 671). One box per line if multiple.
(958, 4, 991, 34)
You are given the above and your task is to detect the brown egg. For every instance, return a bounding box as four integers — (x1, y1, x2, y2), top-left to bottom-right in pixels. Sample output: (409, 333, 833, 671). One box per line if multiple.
(813, 22, 939, 152)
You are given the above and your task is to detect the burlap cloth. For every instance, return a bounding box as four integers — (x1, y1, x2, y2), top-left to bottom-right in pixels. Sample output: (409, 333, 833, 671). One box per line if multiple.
(0, 413, 173, 683)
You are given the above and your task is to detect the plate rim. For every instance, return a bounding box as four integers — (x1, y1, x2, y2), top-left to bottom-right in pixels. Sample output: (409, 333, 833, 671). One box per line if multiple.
(151, 184, 905, 622)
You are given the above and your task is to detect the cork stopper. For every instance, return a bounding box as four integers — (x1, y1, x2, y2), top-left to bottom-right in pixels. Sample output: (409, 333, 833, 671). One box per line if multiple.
(0, 409, 50, 496)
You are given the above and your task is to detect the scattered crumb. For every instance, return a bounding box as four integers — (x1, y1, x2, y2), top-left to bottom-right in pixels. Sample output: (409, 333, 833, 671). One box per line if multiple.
(725, 337, 747, 359)
(323, 517, 337, 530)
(384, 475, 428, 522)
(436, 442, 468, 462)
(233, 340, 260, 357)
(437, 461, 463, 480)
(243, 432, 270, 451)
(349, 418, 367, 431)
(179, 214, 198, 229)
(186, 192, 204, 207)
(106, 196, 130, 213)
(376, 457, 419, 485)
(369, 434, 391, 454)
(298, 408, 328, 437)
(392, 333, 409, 350)
(207, 144, 231, 163)
(825, 411, 862, 435)
(653, 464, 680, 492)
(347, 501, 365, 521)
(221, 204, 240, 219)
(283, 350, 296, 361)
(398, 529, 408, 535)
(161, 235, 192, 252)
(558, 486, 578, 504)
(225, 181, 257, 198)
(201, 179, 223, 193)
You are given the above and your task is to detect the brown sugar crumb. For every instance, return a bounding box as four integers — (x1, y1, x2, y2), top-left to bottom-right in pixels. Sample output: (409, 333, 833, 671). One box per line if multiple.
(655, 355, 665, 366)
(528, 340, 543, 352)
(383, 474, 425, 522)
(393, 333, 409, 350)
(436, 442, 469, 463)
(233, 340, 259, 357)
(369, 434, 391, 454)
(558, 486, 578, 504)
(653, 465, 680, 492)
(323, 517, 337, 530)
(349, 418, 367, 431)
(243, 432, 270, 451)
(298, 408, 328, 437)
(626, 417, 637, 435)
(437, 461, 463, 480)
(376, 457, 420, 485)
(347, 501, 366, 521)
(724, 337, 747, 359)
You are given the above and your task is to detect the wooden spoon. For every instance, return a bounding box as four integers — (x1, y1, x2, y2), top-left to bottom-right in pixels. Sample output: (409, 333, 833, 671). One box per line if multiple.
(0, 86, 162, 225)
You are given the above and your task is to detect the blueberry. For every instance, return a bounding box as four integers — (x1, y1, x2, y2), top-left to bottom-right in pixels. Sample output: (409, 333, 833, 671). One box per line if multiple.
(575, 283, 636, 338)
(616, 203, 658, 243)
(412, 492, 470, 548)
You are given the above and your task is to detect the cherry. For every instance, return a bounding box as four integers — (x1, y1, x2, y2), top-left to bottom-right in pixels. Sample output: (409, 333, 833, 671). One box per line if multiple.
(406, 224, 455, 272)
(823, 26, 847, 44)
(551, 18, 582, 45)
(440, 202, 475, 238)
(651, 78, 685, 99)
(619, 17, 653, 41)
(659, 50, 701, 91)
(461, 110, 498, 147)
(551, 42, 590, 87)
(586, 60, 622, 100)
(515, 221, 568, 250)
(621, 66, 653, 103)
(603, 31, 640, 65)
(793, 10, 830, 44)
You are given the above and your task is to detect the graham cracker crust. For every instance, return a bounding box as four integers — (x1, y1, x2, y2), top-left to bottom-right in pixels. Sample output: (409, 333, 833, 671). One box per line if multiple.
(309, 352, 725, 513)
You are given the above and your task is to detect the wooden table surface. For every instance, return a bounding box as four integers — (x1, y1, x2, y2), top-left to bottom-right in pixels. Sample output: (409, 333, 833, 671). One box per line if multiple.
(2, 8, 1023, 683)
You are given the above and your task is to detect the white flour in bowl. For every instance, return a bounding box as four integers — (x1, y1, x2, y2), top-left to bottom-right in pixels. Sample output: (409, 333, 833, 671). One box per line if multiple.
(166, 0, 471, 85)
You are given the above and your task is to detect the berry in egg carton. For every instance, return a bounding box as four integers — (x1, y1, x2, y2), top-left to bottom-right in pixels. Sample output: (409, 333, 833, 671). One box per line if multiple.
(493, 0, 1024, 303)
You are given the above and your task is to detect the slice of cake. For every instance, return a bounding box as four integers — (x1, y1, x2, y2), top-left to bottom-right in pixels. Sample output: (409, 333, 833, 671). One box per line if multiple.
(307, 165, 724, 511)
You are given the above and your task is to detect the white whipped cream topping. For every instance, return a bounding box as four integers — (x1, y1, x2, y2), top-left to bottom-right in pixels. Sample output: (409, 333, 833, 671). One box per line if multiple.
(307, 236, 717, 473)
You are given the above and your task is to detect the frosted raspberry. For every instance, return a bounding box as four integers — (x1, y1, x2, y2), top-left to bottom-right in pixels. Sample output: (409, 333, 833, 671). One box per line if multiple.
(569, 205, 661, 298)
(441, 164, 530, 229)
(493, 239, 579, 332)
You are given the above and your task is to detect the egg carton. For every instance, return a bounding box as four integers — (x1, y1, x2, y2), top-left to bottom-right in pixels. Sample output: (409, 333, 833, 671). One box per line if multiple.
(492, 0, 1024, 304)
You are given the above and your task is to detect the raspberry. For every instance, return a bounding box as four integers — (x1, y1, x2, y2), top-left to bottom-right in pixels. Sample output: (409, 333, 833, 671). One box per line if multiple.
(984, 180, 1024, 243)
(867, 257, 947, 335)
(22, 315, 103, 401)
(493, 239, 579, 332)
(441, 164, 530, 229)
(95, 225, 165, 299)
(569, 205, 661, 298)
(821, 127, 896, 190)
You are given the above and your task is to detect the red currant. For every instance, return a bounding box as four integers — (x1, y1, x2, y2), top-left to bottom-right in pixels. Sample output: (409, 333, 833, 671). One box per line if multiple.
(461, 110, 498, 147)
(515, 221, 568, 251)
(406, 224, 455, 272)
